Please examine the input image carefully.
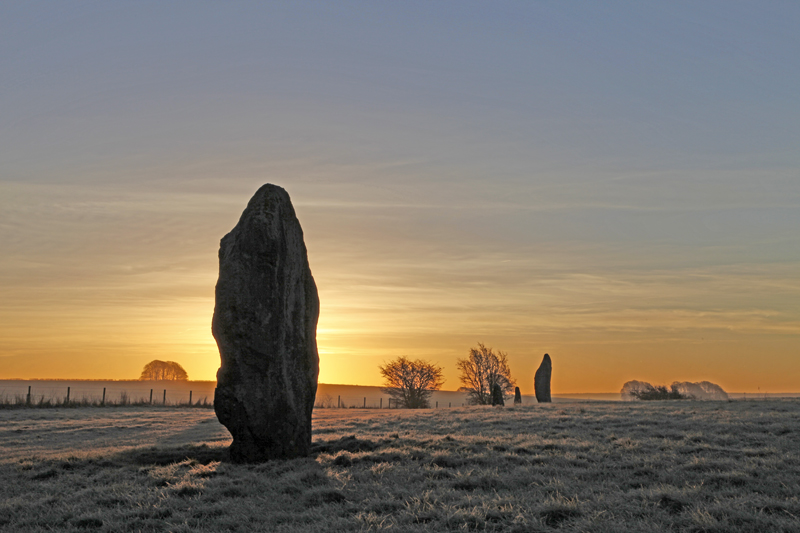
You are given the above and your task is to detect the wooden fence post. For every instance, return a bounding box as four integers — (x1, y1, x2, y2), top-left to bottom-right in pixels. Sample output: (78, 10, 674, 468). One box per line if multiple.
(149, 389, 153, 404)
(26, 386, 31, 406)
(338, 395, 341, 408)
(102, 387, 106, 406)
(436, 401, 438, 408)
(66, 387, 70, 404)
(380, 398, 382, 409)
(363, 397, 366, 408)
(163, 390, 167, 405)
(189, 391, 193, 405)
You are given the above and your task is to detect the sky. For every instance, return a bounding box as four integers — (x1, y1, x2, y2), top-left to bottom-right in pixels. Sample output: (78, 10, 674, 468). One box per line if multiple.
(1, 1, 798, 393)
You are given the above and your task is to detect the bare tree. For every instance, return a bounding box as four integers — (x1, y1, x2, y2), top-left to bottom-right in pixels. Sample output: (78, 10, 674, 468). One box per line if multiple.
(139, 360, 189, 381)
(379, 357, 444, 409)
(457, 343, 516, 405)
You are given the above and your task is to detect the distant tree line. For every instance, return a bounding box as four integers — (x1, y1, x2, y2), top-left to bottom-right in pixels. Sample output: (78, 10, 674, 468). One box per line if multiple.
(379, 343, 516, 409)
(139, 360, 188, 381)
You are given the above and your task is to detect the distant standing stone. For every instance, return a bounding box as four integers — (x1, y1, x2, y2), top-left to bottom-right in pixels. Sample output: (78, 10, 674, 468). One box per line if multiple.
(514, 386, 522, 405)
(491, 383, 505, 406)
(213, 184, 320, 462)
(534, 354, 552, 403)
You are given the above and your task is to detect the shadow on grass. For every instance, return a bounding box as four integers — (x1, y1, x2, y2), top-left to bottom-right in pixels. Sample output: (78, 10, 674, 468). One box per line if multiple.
(312, 434, 384, 454)
(114, 443, 229, 466)
(106, 435, 386, 467)
(81, 434, 399, 468)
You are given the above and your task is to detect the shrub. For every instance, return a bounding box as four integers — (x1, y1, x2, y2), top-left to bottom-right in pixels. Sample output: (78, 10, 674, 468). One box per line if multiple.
(629, 384, 689, 401)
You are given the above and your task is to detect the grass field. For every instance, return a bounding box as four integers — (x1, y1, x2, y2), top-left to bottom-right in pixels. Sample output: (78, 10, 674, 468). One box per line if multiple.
(1, 401, 799, 532)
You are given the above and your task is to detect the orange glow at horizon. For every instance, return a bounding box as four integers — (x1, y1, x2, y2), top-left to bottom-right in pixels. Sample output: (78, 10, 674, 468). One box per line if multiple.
(1, 184, 798, 394)
(1, 208, 798, 395)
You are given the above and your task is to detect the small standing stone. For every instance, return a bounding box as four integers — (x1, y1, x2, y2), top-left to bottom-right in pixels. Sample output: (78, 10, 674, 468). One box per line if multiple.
(534, 353, 552, 403)
(491, 383, 505, 406)
(514, 386, 522, 405)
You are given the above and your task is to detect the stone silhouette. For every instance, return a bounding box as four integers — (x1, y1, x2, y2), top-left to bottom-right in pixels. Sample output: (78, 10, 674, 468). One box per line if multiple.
(212, 184, 320, 462)
(534, 353, 552, 403)
(514, 386, 522, 405)
(491, 383, 505, 406)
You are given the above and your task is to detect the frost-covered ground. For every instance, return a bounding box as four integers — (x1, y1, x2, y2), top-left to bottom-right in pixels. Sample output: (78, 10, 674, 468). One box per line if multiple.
(0, 407, 228, 461)
(1, 401, 799, 531)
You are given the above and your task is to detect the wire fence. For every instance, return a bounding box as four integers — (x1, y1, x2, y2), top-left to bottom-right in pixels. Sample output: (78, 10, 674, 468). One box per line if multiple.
(313, 393, 465, 409)
(0, 383, 472, 410)
(0, 383, 213, 409)
(0, 382, 647, 409)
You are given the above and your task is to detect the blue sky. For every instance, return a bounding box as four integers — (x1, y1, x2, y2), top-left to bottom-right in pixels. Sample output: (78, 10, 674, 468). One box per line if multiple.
(1, 1, 798, 391)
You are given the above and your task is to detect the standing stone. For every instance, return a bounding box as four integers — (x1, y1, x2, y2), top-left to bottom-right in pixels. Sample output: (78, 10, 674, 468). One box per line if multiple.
(514, 386, 522, 405)
(491, 383, 505, 406)
(534, 353, 552, 403)
(212, 184, 319, 462)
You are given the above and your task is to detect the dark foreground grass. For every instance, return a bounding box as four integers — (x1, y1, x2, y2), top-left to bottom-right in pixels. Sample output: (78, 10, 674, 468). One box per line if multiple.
(1, 400, 799, 532)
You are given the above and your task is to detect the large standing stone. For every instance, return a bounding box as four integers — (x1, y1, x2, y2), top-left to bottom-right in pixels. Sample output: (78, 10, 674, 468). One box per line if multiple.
(514, 386, 522, 405)
(491, 383, 505, 406)
(534, 353, 552, 403)
(212, 184, 319, 462)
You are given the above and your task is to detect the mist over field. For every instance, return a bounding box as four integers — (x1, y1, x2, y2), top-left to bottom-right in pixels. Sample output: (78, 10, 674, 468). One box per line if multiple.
(0, 381, 627, 410)
(3, 381, 796, 411)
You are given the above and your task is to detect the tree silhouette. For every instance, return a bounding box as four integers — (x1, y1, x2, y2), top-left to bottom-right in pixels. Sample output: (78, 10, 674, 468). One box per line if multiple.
(379, 357, 444, 409)
(457, 343, 516, 405)
(628, 384, 688, 401)
(139, 360, 188, 381)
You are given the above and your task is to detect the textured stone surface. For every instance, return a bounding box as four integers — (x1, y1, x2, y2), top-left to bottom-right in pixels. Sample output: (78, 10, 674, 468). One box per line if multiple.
(534, 353, 552, 403)
(491, 383, 505, 406)
(514, 386, 522, 405)
(212, 184, 319, 462)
